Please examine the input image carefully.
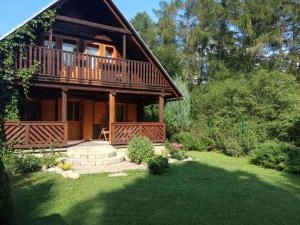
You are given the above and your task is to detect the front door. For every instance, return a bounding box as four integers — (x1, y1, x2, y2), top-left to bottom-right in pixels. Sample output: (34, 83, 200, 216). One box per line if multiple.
(82, 99, 94, 140)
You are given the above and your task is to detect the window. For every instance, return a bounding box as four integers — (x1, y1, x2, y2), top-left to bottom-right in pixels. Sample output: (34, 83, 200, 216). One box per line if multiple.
(67, 101, 81, 121)
(86, 44, 100, 69)
(43, 37, 56, 49)
(62, 40, 77, 67)
(105, 47, 114, 58)
(117, 105, 125, 122)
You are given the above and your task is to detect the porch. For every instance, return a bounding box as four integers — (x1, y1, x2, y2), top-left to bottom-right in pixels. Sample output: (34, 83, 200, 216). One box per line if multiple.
(4, 87, 166, 149)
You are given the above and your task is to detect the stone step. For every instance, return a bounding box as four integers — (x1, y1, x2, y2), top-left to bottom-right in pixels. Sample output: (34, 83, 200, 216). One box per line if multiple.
(68, 152, 125, 168)
(67, 147, 117, 160)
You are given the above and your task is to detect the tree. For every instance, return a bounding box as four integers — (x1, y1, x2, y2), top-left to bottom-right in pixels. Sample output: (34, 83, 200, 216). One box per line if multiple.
(130, 12, 157, 50)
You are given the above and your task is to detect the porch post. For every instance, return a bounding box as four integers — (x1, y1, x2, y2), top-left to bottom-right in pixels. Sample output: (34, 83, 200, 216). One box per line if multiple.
(62, 89, 68, 122)
(123, 34, 126, 59)
(159, 95, 165, 123)
(109, 92, 116, 144)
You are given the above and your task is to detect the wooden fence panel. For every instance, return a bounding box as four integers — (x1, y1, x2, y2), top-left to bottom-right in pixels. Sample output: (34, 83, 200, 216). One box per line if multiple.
(111, 122, 166, 145)
(4, 122, 68, 149)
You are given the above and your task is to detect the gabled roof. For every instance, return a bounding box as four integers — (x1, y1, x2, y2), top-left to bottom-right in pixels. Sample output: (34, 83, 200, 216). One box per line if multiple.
(0, 0, 183, 100)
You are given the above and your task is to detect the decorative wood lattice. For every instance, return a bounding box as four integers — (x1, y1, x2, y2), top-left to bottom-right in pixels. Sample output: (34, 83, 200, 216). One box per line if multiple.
(111, 122, 166, 145)
(4, 122, 68, 149)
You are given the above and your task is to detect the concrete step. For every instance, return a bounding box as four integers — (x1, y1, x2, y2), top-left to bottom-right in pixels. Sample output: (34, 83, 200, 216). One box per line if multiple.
(68, 152, 125, 168)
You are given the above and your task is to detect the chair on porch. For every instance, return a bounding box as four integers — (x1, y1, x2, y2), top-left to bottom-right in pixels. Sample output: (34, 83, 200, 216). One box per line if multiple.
(99, 127, 110, 141)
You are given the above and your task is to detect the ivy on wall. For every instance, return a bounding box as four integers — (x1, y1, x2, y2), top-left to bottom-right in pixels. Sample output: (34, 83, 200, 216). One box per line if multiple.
(0, 9, 56, 140)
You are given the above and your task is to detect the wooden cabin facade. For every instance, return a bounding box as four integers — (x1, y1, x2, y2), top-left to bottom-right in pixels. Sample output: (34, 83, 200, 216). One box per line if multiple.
(2, 0, 182, 148)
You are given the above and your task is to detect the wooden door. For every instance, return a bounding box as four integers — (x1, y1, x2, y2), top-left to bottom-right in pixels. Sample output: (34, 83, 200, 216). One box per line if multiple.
(82, 99, 94, 140)
(62, 39, 78, 79)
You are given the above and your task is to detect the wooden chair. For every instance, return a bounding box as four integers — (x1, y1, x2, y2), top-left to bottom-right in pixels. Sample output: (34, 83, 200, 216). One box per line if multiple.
(99, 128, 109, 141)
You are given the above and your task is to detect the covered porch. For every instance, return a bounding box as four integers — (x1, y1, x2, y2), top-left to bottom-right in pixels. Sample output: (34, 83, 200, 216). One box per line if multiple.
(4, 86, 166, 149)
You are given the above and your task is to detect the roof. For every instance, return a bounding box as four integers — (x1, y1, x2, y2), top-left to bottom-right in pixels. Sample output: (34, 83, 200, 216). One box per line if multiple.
(0, 0, 183, 99)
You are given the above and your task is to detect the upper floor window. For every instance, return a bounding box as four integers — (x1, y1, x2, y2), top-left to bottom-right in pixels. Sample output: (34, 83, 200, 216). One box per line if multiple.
(43, 37, 56, 49)
(105, 47, 114, 58)
(62, 40, 77, 66)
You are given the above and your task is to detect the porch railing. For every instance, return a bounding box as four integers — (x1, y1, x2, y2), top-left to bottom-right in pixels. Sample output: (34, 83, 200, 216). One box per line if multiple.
(111, 122, 166, 145)
(16, 46, 170, 89)
(4, 122, 68, 149)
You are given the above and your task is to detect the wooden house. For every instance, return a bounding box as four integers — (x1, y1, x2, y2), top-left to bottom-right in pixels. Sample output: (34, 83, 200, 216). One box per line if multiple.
(2, 0, 183, 148)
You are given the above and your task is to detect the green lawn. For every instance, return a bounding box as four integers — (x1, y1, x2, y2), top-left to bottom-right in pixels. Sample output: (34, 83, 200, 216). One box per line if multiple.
(11, 152, 300, 225)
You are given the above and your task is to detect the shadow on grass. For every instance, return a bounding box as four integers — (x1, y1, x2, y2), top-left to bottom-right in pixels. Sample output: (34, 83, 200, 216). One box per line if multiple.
(12, 161, 300, 225)
(11, 174, 60, 225)
(64, 161, 300, 225)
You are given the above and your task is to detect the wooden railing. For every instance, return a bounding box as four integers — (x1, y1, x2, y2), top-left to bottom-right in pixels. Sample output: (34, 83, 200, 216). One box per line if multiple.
(4, 122, 68, 149)
(16, 46, 170, 89)
(111, 122, 166, 145)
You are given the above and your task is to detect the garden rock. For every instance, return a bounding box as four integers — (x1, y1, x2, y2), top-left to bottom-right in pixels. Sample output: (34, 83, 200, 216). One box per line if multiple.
(62, 171, 80, 179)
(183, 157, 193, 162)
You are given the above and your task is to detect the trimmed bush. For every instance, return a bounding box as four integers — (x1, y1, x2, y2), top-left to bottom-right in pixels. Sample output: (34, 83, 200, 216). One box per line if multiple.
(128, 136, 155, 164)
(148, 155, 169, 175)
(0, 158, 13, 224)
(250, 141, 286, 170)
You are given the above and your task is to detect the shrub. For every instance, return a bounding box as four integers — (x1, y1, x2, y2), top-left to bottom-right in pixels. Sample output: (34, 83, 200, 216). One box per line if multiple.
(0, 158, 13, 224)
(172, 132, 205, 151)
(148, 155, 169, 175)
(16, 154, 43, 174)
(0, 149, 42, 175)
(58, 162, 73, 171)
(223, 138, 244, 157)
(128, 136, 155, 164)
(165, 141, 187, 160)
(41, 153, 59, 169)
(250, 141, 287, 170)
(283, 143, 300, 175)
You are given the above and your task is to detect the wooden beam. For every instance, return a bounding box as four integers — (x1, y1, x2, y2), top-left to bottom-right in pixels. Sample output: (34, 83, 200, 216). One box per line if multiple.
(123, 34, 126, 59)
(56, 15, 132, 35)
(159, 95, 164, 123)
(62, 89, 68, 122)
(109, 92, 116, 144)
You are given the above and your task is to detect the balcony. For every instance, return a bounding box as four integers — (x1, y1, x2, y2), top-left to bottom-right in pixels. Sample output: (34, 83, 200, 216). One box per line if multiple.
(16, 46, 170, 90)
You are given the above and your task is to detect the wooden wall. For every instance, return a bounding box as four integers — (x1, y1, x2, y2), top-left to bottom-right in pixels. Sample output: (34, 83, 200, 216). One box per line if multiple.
(39, 97, 138, 140)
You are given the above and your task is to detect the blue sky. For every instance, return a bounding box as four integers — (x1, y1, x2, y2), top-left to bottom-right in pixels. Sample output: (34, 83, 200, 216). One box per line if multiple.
(0, 0, 161, 37)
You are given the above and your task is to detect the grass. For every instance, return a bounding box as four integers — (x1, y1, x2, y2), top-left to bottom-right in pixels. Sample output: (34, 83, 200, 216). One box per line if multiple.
(11, 152, 300, 225)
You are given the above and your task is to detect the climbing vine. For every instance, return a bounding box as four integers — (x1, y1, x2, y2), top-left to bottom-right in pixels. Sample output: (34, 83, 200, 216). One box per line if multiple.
(0, 10, 56, 121)
(0, 9, 56, 140)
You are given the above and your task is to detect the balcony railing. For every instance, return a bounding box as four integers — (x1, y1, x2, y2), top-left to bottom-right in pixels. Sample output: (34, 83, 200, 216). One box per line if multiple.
(16, 46, 170, 89)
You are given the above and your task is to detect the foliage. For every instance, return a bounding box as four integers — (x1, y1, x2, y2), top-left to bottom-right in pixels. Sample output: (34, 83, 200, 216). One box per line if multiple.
(41, 153, 60, 169)
(128, 136, 155, 164)
(15, 154, 43, 174)
(147, 155, 169, 175)
(164, 79, 191, 137)
(250, 141, 287, 170)
(191, 69, 300, 156)
(165, 141, 187, 160)
(172, 132, 204, 151)
(0, 9, 56, 125)
(58, 162, 73, 171)
(0, 157, 13, 224)
(250, 141, 300, 175)
(0, 149, 42, 175)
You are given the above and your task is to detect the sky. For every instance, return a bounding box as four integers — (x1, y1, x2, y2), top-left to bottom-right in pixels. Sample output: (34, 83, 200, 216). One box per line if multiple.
(0, 0, 161, 37)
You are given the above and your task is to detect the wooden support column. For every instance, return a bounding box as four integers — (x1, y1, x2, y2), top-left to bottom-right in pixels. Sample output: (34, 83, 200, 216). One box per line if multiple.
(159, 95, 165, 123)
(48, 29, 53, 49)
(62, 89, 68, 122)
(123, 34, 127, 59)
(109, 92, 116, 144)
